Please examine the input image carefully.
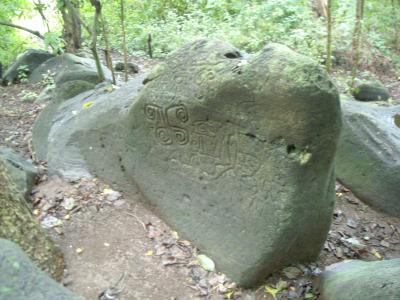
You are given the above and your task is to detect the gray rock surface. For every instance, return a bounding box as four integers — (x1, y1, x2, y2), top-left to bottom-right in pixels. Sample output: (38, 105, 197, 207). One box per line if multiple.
(33, 74, 147, 179)
(32, 39, 341, 286)
(336, 100, 400, 216)
(319, 259, 400, 300)
(0, 238, 84, 300)
(54, 80, 96, 101)
(0, 147, 38, 200)
(29, 53, 112, 84)
(78, 40, 341, 286)
(32, 54, 114, 160)
(33, 99, 65, 161)
(2, 49, 54, 85)
(36, 85, 55, 103)
(351, 80, 390, 102)
(114, 61, 139, 73)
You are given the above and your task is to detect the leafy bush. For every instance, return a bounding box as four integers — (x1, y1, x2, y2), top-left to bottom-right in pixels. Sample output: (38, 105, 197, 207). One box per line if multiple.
(98, 0, 329, 60)
(0, 0, 34, 66)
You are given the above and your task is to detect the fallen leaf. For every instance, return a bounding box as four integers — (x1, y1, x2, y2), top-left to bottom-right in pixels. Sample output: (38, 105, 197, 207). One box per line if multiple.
(305, 292, 316, 299)
(224, 290, 234, 299)
(276, 280, 288, 290)
(380, 240, 390, 248)
(41, 216, 63, 229)
(346, 218, 358, 229)
(62, 197, 75, 210)
(265, 285, 279, 300)
(371, 249, 382, 259)
(196, 254, 215, 272)
(83, 101, 94, 108)
(283, 266, 302, 279)
(171, 231, 179, 239)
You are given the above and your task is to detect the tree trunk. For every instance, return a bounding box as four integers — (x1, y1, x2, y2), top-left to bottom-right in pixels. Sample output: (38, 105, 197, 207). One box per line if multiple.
(0, 157, 64, 281)
(59, 0, 82, 53)
(312, 0, 328, 18)
(89, 0, 105, 82)
(61, 0, 105, 82)
(147, 33, 153, 58)
(326, 0, 333, 73)
(101, 16, 116, 84)
(391, 0, 400, 50)
(351, 0, 364, 88)
(120, 0, 129, 82)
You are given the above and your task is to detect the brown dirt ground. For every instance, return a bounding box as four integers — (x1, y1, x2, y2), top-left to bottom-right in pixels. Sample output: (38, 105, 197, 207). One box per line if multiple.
(1, 53, 400, 300)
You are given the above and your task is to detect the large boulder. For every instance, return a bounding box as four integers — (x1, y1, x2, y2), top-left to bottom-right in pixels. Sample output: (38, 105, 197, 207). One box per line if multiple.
(0, 147, 38, 200)
(0, 239, 84, 300)
(351, 80, 390, 102)
(29, 53, 112, 84)
(0, 156, 64, 280)
(33, 74, 147, 177)
(2, 49, 54, 85)
(336, 100, 400, 216)
(54, 80, 96, 101)
(81, 40, 340, 286)
(33, 39, 341, 286)
(30, 53, 112, 105)
(319, 259, 400, 300)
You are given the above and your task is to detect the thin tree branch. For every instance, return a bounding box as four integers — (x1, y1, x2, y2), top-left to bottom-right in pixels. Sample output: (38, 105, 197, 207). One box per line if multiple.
(0, 20, 44, 39)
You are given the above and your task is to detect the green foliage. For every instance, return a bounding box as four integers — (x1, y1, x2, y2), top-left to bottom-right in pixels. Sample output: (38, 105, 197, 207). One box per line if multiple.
(97, 0, 328, 60)
(40, 70, 56, 87)
(44, 32, 64, 54)
(0, 0, 33, 65)
(1, 0, 400, 75)
(16, 65, 29, 82)
(18, 90, 38, 102)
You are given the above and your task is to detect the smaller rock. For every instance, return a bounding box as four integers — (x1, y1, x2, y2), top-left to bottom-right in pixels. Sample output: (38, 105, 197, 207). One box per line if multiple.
(54, 79, 95, 101)
(346, 218, 358, 229)
(61, 197, 75, 210)
(351, 80, 390, 102)
(341, 237, 367, 251)
(0, 147, 38, 201)
(41, 216, 63, 229)
(36, 85, 55, 103)
(0, 239, 84, 300)
(114, 61, 139, 73)
(283, 266, 303, 279)
(319, 259, 400, 300)
(113, 199, 126, 207)
(2, 49, 54, 85)
(103, 188, 121, 202)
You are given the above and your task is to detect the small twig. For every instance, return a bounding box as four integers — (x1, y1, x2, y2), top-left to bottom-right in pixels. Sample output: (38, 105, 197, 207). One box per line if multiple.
(125, 212, 146, 230)
(98, 272, 127, 300)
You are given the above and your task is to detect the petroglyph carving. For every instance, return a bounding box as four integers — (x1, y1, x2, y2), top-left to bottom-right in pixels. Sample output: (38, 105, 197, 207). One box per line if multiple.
(144, 104, 189, 145)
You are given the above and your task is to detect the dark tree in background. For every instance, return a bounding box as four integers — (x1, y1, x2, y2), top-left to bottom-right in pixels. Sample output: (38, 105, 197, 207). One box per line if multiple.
(351, 0, 365, 87)
(58, 0, 82, 53)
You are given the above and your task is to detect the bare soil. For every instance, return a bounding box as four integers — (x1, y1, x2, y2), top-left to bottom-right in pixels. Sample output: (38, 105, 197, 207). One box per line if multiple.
(1, 55, 400, 300)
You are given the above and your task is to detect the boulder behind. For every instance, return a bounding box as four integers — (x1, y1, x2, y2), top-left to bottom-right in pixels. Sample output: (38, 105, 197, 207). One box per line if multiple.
(2, 49, 54, 85)
(336, 100, 400, 216)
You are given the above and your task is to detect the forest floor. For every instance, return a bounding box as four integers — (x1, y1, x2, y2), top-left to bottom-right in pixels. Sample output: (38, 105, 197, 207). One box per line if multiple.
(1, 53, 400, 300)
